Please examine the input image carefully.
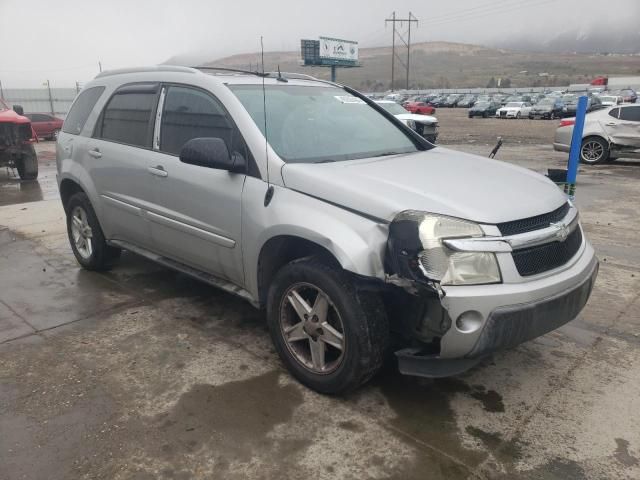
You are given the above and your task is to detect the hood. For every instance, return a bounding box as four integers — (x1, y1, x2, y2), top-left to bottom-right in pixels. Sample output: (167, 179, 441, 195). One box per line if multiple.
(532, 105, 553, 111)
(499, 106, 522, 112)
(281, 147, 566, 224)
(395, 113, 437, 124)
(0, 108, 30, 124)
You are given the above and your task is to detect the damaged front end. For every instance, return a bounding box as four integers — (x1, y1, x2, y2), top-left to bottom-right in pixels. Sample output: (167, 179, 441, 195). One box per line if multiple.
(0, 119, 38, 180)
(384, 210, 502, 377)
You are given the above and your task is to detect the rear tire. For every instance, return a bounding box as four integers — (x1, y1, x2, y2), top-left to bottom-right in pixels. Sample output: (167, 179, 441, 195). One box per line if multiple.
(580, 137, 609, 165)
(16, 145, 38, 180)
(66, 192, 121, 271)
(267, 256, 388, 394)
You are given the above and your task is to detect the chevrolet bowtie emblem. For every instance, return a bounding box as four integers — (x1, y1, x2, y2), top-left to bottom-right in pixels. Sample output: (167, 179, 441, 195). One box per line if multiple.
(550, 221, 570, 242)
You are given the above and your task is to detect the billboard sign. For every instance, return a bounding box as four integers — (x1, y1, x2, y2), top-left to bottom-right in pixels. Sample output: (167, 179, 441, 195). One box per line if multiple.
(319, 37, 358, 62)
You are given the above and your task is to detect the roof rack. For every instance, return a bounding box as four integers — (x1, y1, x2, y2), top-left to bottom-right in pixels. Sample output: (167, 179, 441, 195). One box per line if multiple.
(192, 66, 337, 85)
(95, 65, 198, 78)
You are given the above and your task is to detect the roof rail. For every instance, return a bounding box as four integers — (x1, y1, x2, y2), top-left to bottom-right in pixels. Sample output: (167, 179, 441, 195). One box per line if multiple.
(192, 66, 268, 77)
(95, 65, 198, 79)
(192, 66, 335, 85)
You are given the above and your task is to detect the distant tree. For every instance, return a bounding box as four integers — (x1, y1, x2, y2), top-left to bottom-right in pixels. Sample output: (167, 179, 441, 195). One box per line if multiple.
(502, 77, 512, 88)
(487, 77, 497, 88)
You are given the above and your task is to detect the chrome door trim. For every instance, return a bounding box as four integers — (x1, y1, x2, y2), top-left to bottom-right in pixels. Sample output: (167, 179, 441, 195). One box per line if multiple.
(100, 194, 142, 215)
(153, 86, 166, 150)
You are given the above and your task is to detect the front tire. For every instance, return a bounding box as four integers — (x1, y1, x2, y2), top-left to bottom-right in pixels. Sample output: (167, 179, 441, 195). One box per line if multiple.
(267, 256, 388, 394)
(66, 192, 121, 270)
(16, 145, 38, 180)
(580, 137, 609, 165)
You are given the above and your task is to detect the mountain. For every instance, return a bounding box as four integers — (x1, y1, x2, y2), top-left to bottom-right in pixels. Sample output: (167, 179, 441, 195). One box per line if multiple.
(495, 29, 640, 54)
(171, 41, 640, 91)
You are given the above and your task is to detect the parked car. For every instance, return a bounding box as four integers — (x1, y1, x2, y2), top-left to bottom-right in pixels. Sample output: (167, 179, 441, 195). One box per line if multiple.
(496, 102, 533, 119)
(562, 94, 603, 117)
(0, 100, 38, 179)
(456, 95, 477, 108)
(376, 100, 438, 143)
(442, 94, 463, 108)
(529, 98, 565, 120)
(24, 113, 64, 140)
(57, 66, 598, 394)
(404, 101, 436, 115)
(554, 104, 640, 164)
(615, 88, 638, 104)
(598, 95, 622, 107)
(502, 95, 523, 105)
(429, 95, 448, 108)
(468, 101, 500, 118)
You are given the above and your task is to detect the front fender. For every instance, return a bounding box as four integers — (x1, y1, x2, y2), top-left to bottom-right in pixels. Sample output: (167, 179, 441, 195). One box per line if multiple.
(241, 178, 389, 300)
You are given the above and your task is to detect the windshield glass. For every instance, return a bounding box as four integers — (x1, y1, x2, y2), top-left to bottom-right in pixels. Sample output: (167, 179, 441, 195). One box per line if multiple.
(229, 85, 421, 163)
(474, 102, 489, 108)
(376, 102, 407, 115)
(0, 99, 8, 110)
(538, 99, 554, 105)
(506, 102, 521, 107)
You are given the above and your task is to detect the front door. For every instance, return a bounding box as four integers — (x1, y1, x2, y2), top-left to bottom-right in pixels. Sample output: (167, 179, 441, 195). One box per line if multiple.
(145, 85, 248, 285)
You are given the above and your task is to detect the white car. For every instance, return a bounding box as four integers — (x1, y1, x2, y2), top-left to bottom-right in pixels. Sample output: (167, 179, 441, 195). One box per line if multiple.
(496, 102, 533, 119)
(375, 100, 438, 143)
(598, 95, 622, 107)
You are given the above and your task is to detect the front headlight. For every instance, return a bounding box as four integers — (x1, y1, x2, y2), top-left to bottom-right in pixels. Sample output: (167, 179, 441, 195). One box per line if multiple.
(388, 211, 501, 286)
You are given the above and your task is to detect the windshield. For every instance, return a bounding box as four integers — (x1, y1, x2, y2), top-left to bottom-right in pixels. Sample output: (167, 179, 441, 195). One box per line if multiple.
(474, 102, 489, 108)
(229, 85, 421, 163)
(506, 102, 521, 107)
(376, 102, 408, 115)
(537, 99, 554, 105)
(562, 95, 577, 103)
(0, 98, 8, 110)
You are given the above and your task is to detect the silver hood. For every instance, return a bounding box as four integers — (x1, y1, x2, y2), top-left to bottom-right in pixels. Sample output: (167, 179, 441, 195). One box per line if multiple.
(281, 147, 566, 224)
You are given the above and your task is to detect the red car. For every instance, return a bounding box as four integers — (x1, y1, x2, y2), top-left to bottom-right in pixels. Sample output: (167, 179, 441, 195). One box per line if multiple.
(404, 101, 436, 115)
(24, 113, 64, 140)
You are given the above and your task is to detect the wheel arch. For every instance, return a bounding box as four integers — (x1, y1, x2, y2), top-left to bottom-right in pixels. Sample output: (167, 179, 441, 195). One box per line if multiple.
(59, 178, 86, 212)
(256, 235, 343, 307)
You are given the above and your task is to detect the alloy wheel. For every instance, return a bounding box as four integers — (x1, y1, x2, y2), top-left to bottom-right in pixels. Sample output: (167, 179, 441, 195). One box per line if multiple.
(581, 141, 604, 163)
(70, 206, 93, 259)
(279, 282, 346, 374)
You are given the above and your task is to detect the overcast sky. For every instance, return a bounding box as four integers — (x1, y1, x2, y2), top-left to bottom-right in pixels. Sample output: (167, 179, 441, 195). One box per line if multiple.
(1, 0, 637, 87)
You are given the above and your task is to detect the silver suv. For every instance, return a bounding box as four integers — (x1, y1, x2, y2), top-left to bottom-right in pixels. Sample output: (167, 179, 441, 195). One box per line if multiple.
(57, 66, 598, 394)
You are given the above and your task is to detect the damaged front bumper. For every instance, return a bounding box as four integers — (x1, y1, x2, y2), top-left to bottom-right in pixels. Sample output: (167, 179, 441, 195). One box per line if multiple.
(394, 240, 598, 378)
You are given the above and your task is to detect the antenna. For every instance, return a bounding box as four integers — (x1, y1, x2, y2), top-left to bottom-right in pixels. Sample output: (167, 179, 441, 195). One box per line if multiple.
(261, 36, 274, 206)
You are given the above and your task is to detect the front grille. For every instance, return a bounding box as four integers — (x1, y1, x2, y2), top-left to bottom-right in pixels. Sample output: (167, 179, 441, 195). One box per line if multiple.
(512, 226, 583, 276)
(497, 203, 571, 236)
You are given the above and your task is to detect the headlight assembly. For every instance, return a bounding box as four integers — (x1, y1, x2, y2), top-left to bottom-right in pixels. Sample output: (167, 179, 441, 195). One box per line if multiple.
(387, 211, 501, 286)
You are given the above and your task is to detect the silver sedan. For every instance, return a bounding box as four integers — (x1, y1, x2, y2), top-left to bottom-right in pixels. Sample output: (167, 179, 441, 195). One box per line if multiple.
(554, 104, 640, 164)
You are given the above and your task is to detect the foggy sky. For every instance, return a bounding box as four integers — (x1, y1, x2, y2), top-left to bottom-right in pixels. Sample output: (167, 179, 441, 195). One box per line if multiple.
(1, 0, 638, 88)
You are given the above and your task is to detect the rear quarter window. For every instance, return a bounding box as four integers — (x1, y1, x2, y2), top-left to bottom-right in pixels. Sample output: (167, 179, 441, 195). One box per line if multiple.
(62, 86, 105, 135)
(619, 106, 640, 122)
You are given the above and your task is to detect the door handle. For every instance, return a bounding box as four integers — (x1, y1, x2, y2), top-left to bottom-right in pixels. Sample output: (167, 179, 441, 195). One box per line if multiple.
(147, 165, 168, 178)
(88, 148, 102, 158)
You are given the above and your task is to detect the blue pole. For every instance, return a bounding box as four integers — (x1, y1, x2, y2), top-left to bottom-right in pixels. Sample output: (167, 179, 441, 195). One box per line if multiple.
(566, 95, 588, 199)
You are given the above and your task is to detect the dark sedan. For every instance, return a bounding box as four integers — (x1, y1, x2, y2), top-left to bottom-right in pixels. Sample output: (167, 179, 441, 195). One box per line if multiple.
(468, 101, 501, 118)
(529, 98, 565, 120)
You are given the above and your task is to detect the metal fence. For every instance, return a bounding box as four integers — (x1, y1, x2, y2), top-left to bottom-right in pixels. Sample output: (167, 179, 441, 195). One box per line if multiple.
(1, 87, 79, 118)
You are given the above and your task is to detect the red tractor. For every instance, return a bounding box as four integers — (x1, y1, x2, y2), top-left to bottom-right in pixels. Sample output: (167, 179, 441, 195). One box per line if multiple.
(0, 99, 38, 180)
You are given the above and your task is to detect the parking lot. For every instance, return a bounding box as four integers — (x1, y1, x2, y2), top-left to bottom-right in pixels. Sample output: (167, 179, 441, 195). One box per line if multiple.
(1, 109, 639, 479)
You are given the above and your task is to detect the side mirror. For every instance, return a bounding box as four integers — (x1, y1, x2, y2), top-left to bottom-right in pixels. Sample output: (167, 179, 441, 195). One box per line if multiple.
(179, 137, 246, 173)
(13, 105, 24, 116)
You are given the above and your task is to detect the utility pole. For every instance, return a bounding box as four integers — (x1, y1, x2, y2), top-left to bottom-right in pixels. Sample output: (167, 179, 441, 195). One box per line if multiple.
(385, 12, 418, 91)
(0, 79, 4, 100)
(98, 61, 102, 73)
(46, 79, 54, 115)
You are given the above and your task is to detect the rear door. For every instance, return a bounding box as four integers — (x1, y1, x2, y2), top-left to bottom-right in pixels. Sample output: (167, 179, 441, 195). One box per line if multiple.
(145, 84, 249, 284)
(603, 106, 640, 148)
(87, 83, 160, 247)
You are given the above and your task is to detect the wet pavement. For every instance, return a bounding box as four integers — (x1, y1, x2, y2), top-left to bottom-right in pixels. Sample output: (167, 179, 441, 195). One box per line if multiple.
(1, 142, 639, 479)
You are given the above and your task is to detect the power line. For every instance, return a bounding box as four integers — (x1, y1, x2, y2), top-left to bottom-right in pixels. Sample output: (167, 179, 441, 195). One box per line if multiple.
(426, 0, 558, 28)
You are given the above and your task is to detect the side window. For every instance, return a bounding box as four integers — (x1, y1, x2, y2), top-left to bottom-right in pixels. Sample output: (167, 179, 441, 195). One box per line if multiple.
(619, 106, 640, 122)
(97, 86, 158, 147)
(62, 86, 105, 135)
(608, 108, 620, 119)
(159, 86, 244, 158)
